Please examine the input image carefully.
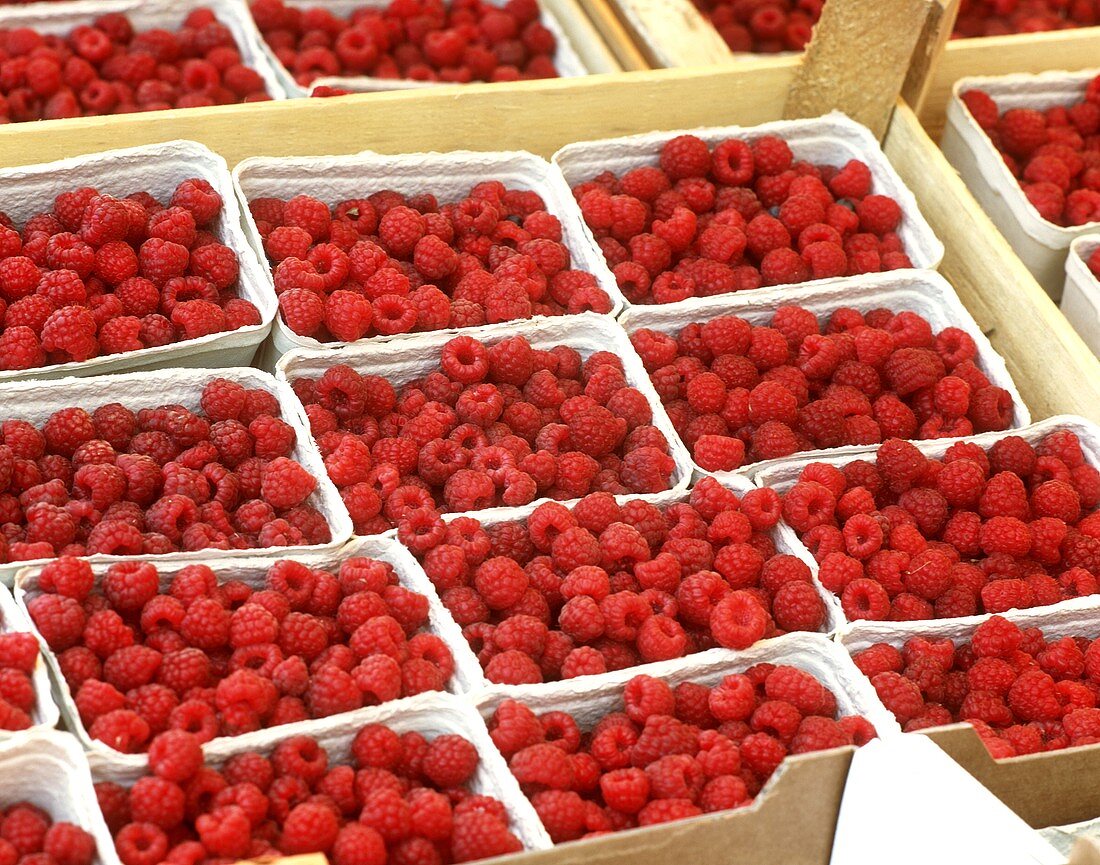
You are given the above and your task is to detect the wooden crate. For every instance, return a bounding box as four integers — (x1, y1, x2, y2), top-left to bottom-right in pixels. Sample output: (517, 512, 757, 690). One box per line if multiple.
(0, 67, 1092, 424)
(917, 27, 1100, 138)
(0, 48, 1097, 863)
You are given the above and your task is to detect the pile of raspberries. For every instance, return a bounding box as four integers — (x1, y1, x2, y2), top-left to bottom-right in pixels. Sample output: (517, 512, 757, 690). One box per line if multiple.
(961, 76, 1100, 227)
(858, 614, 1100, 757)
(0, 376, 329, 563)
(290, 334, 678, 534)
(26, 554, 453, 754)
(406, 478, 827, 685)
(571, 133, 915, 304)
(631, 306, 1016, 472)
(250, 0, 562, 87)
(94, 726, 525, 865)
(954, 0, 1100, 37)
(0, 803, 97, 865)
(0, 9, 271, 123)
(487, 668, 876, 840)
(691, 0, 822, 54)
(0, 623, 39, 730)
(0, 178, 262, 372)
(779, 429, 1100, 622)
(251, 183, 612, 343)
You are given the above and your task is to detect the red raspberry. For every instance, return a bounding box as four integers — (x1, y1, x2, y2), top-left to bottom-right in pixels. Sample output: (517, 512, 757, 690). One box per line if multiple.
(998, 108, 1049, 159)
(260, 458, 318, 511)
(450, 810, 522, 862)
(332, 824, 386, 865)
(660, 135, 711, 180)
(710, 592, 768, 649)
(172, 179, 222, 227)
(42, 823, 95, 865)
(280, 801, 339, 854)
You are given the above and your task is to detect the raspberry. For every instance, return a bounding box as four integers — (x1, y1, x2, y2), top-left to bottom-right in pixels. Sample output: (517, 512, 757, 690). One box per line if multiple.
(972, 616, 1022, 658)
(710, 592, 768, 649)
(27, 594, 86, 651)
(421, 734, 478, 788)
(114, 823, 168, 865)
(999, 108, 1049, 159)
(871, 671, 925, 723)
(450, 810, 522, 862)
(195, 806, 251, 858)
(147, 730, 203, 782)
(261, 458, 318, 511)
(332, 824, 386, 865)
(43, 823, 95, 865)
(772, 580, 825, 631)
(280, 802, 339, 854)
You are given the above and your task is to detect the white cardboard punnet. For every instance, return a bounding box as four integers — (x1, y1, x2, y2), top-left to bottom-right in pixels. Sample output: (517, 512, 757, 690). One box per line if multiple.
(1062, 234, 1100, 357)
(0, 366, 351, 587)
(619, 268, 1031, 479)
(252, 0, 589, 98)
(941, 69, 1100, 298)
(274, 312, 695, 525)
(0, 141, 276, 382)
(90, 691, 555, 855)
(0, 0, 286, 101)
(232, 148, 624, 366)
(0, 583, 59, 735)
(841, 592, 1100, 663)
(435, 474, 848, 697)
(552, 112, 945, 311)
(474, 631, 900, 737)
(755, 415, 1100, 645)
(0, 729, 121, 865)
(15, 536, 483, 773)
(475, 631, 902, 845)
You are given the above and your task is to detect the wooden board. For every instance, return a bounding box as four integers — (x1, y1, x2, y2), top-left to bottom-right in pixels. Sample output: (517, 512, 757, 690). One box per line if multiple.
(543, 0, 625, 74)
(916, 27, 1100, 138)
(784, 0, 938, 138)
(574, 0, 652, 70)
(0, 66, 800, 167)
(0, 67, 1094, 424)
(595, 0, 734, 67)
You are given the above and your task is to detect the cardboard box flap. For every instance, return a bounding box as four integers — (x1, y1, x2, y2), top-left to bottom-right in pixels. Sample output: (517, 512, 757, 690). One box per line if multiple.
(831, 735, 1063, 865)
(925, 724, 1100, 830)
(486, 746, 853, 865)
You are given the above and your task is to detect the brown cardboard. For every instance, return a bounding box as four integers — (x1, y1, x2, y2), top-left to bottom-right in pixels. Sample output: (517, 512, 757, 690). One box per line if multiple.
(925, 724, 1100, 829)
(234, 751, 851, 865)
(1070, 837, 1100, 865)
(488, 747, 853, 865)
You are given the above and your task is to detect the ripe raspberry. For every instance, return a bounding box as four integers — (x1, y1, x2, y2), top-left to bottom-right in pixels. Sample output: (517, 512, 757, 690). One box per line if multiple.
(450, 810, 522, 862)
(710, 592, 768, 649)
(43, 823, 95, 865)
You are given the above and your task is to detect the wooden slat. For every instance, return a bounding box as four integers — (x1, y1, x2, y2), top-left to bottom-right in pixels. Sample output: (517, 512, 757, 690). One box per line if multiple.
(900, 0, 961, 112)
(574, 0, 651, 71)
(918, 27, 1100, 139)
(543, 0, 624, 74)
(0, 66, 800, 168)
(885, 102, 1100, 424)
(602, 0, 732, 67)
(784, 0, 936, 138)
